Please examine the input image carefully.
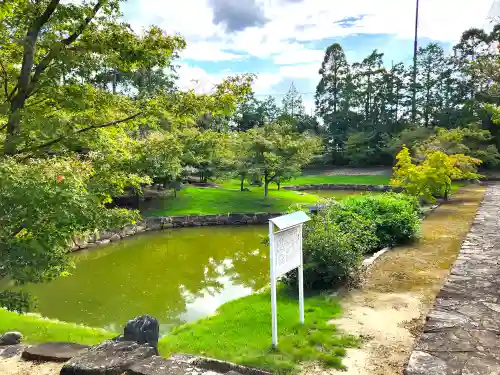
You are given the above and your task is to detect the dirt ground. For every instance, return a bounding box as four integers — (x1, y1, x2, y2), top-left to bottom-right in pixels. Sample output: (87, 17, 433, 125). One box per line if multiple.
(320, 185, 485, 375)
(0, 186, 485, 375)
(0, 356, 62, 375)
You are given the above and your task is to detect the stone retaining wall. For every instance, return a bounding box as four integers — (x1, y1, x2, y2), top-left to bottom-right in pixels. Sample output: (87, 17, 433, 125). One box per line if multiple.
(283, 183, 401, 192)
(71, 212, 283, 251)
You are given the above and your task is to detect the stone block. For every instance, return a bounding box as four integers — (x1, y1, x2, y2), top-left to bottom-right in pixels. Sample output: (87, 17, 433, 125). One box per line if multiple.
(21, 342, 89, 362)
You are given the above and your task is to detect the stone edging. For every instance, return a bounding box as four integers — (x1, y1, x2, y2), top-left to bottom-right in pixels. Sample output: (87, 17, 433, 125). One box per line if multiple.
(283, 184, 402, 192)
(71, 212, 283, 251)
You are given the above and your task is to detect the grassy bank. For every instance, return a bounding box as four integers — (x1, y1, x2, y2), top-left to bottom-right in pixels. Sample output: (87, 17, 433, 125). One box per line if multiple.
(159, 289, 358, 374)
(143, 175, 390, 216)
(0, 308, 115, 346)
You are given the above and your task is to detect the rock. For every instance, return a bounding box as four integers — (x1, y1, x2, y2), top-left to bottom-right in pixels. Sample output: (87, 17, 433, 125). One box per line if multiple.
(118, 315, 159, 352)
(0, 344, 27, 358)
(122, 225, 136, 237)
(60, 340, 156, 375)
(0, 331, 22, 345)
(127, 356, 206, 375)
(169, 354, 272, 375)
(21, 342, 89, 362)
(73, 237, 88, 249)
(109, 233, 121, 242)
(96, 239, 110, 246)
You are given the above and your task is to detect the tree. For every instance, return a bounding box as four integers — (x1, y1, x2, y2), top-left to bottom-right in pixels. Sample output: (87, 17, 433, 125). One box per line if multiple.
(236, 122, 322, 197)
(0, 157, 139, 312)
(282, 83, 305, 118)
(0, 0, 254, 311)
(391, 146, 481, 202)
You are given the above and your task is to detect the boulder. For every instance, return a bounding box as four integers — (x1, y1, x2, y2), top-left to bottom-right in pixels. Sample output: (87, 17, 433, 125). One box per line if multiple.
(0, 331, 22, 345)
(117, 315, 159, 352)
(21, 342, 89, 362)
(0, 344, 26, 358)
(127, 356, 207, 375)
(109, 233, 121, 242)
(60, 340, 156, 375)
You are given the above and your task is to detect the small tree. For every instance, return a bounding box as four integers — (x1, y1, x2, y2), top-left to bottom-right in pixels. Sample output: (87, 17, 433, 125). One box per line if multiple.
(235, 122, 322, 197)
(391, 146, 482, 202)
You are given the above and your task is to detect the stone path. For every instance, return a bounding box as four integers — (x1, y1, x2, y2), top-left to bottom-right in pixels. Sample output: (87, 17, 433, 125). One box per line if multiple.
(405, 183, 500, 375)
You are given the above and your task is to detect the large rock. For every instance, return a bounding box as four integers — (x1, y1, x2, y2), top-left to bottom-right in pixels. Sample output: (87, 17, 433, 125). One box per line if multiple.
(60, 340, 157, 375)
(22, 342, 89, 362)
(118, 315, 159, 352)
(0, 331, 22, 345)
(127, 356, 211, 375)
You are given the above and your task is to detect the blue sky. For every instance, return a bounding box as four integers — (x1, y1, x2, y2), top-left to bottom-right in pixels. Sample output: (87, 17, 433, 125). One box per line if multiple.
(121, 0, 496, 111)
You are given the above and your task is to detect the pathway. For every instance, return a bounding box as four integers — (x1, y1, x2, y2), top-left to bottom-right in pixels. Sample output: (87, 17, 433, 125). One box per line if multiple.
(318, 185, 486, 375)
(405, 183, 500, 375)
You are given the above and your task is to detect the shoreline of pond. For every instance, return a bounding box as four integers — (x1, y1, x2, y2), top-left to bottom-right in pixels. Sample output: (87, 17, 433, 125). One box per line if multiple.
(71, 184, 395, 251)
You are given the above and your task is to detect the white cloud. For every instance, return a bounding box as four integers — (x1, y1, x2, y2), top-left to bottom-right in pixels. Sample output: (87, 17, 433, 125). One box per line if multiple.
(181, 42, 245, 61)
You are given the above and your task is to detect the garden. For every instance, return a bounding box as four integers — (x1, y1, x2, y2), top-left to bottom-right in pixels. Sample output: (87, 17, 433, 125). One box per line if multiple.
(1, 1, 500, 374)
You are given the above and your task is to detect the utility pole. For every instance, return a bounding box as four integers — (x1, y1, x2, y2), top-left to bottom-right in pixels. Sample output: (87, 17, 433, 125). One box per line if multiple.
(411, 0, 420, 123)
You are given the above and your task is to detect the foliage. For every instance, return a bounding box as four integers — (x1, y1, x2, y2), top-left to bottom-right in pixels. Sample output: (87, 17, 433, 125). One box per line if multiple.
(313, 24, 500, 166)
(342, 193, 421, 249)
(232, 122, 322, 197)
(416, 126, 500, 167)
(391, 146, 482, 203)
(0, 157, 138, 312)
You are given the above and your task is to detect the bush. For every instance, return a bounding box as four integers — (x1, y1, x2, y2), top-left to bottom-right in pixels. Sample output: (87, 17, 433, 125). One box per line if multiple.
(284, 200, 378, 290)
(342, 193, 421, 248)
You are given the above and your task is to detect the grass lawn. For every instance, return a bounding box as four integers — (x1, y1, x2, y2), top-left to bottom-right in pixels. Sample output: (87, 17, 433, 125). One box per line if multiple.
(0, 308, 115, 346)
(0, 291, 357, 374)
(159, 289, 358, 374)
(143, 174, 390, 216)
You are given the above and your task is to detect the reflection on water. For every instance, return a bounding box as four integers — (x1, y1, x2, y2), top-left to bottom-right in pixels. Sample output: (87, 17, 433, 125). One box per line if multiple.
(24, 226, 268, 335)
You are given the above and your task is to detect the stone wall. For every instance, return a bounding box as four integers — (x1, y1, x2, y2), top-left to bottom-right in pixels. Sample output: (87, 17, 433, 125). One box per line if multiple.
(283, 184, 401, 192)
(70, 212, 283, 251)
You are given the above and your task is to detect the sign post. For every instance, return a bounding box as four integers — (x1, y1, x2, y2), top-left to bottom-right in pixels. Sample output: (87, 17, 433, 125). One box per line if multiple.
(269, 211, 310, 348)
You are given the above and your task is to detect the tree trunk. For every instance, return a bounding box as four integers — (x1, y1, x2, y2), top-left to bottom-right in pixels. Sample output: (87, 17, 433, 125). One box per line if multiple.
(277, 182, 281, 191)
(264, 172, 269, 198)
(240, 174, 245, 192)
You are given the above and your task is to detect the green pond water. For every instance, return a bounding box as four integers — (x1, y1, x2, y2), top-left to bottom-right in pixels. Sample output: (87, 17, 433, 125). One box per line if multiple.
(302, 190, 375, 199)
(23, 226, 268, 335)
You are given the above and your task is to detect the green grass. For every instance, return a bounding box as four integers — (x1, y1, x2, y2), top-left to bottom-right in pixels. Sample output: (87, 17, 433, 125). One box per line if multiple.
(0, 308, 116, 345)
(143, 175, 390, 216)
(159, 289, 358, 374)
(0, 290, 357, 374)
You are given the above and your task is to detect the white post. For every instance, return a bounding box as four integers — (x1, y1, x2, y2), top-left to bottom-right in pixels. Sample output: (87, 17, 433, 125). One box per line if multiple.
(298, 224, 305, 324)
(269, 221, 278, 348)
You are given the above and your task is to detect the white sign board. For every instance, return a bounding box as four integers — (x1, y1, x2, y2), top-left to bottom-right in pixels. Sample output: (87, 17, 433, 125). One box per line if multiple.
(274, 225, 302, 277)
(269, 212, 310, 348)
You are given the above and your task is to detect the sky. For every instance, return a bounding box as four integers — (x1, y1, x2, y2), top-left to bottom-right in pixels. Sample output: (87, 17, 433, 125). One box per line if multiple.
(121, 0, 497, 112)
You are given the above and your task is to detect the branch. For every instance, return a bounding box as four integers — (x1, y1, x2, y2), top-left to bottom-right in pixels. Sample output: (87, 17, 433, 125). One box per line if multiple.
(11, 0, 60, 101)
(28, 1, 103, 94)
(0, 123, 7, 131)
(15, 112, 142, 156)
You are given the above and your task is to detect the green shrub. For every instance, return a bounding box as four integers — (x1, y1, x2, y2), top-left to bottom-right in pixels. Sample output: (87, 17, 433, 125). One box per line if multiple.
(320, 200, 380, 254)
(284, 201, 375, 290)
(342, 193, 420, 248)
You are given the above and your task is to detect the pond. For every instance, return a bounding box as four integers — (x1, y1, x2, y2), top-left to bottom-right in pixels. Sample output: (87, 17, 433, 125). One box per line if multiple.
(23, 226, 268, 335)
